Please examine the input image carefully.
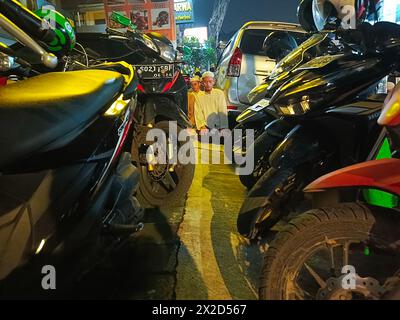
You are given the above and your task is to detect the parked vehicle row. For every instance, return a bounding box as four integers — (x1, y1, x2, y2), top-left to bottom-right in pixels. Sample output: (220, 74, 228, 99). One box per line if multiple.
(0, 0, 193, 297)
(224, 0, 400, 300)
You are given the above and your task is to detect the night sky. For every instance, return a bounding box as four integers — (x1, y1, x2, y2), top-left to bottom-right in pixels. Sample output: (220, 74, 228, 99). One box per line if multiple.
(193, 0, 301, 39)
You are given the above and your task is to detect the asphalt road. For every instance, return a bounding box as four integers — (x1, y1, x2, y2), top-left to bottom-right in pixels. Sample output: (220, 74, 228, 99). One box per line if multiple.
(69, 144, 266, 300)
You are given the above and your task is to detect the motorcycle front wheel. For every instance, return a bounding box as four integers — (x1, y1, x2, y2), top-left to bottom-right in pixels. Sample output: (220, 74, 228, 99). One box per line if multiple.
(259, 203, 400, 300)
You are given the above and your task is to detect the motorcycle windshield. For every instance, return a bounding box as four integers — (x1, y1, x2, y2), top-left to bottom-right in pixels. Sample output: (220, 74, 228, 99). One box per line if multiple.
(269, 33, 328, 79)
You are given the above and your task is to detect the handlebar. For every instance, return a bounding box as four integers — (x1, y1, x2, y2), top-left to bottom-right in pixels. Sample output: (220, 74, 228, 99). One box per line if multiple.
(0, 0, 56, 44)
(0, 12, 57, 68)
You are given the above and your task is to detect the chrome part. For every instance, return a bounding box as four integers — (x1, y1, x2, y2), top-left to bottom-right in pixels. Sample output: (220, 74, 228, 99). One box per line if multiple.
(0, 13, 58, 69)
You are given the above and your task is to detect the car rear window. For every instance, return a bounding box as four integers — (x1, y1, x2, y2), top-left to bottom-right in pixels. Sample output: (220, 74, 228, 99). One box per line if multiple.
(239, 29, 306, 56)
(240, 29, 272, 56)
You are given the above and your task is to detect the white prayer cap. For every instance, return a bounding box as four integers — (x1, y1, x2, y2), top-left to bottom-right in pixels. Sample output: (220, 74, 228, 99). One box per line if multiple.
(202, 71, 215, 79)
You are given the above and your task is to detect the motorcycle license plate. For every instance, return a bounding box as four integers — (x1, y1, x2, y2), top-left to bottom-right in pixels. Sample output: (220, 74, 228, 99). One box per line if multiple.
(135, 64, 175, 79)
(250, 98, 270, 112)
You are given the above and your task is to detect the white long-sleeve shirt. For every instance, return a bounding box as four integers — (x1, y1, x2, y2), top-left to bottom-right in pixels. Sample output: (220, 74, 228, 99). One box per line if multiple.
(194, 89, 229, 130)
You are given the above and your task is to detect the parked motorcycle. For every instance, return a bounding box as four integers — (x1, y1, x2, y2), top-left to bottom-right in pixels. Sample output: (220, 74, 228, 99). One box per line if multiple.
(4, 7, 195, 208)
(76, 12, 194, 208)
(237, 21, 400, 239)
(0, 2, 143, 297)
(236, 0, 319, 137)
(258, 79, 400, 301)
(237, 31, 342, 188)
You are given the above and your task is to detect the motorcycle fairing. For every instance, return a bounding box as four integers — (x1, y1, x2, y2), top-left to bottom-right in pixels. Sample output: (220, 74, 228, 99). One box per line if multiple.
(304, 158, 400, 195)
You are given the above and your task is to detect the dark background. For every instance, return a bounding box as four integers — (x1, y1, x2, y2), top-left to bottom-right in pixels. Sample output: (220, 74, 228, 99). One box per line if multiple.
(193, 0, 301, 39)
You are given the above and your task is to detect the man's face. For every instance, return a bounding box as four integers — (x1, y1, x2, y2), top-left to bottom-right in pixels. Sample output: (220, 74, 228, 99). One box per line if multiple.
(202, 77, 215, 92)
(191, 81, 200, 92)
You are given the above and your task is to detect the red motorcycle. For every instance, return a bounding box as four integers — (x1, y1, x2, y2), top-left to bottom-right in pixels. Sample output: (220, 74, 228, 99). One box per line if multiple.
(259, 84, 400, 300)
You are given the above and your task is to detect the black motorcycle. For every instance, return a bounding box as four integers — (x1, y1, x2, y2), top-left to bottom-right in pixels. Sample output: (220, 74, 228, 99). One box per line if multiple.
(0, 3, 143, 297)
(236, 31, 342, 188)
(237, 22, 400, 240)
(76, 14, 194, 208)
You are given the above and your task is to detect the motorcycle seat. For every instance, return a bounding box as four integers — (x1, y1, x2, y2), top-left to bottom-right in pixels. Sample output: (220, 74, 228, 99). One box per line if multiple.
(0, 70, 125, 169)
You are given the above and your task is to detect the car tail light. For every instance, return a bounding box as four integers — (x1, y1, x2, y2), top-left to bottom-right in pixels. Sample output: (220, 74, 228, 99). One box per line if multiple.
(0, 77, 7, 86)
(228, 105, 238, 111)
(227, 48, 242, 77)
(137, 84, 145, 93)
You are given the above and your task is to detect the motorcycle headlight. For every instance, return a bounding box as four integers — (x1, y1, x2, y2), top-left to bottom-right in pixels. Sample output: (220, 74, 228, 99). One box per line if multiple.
(141, 34, 159, 54)
(153, 39, 176, 63)
(275, 96, 312, 116)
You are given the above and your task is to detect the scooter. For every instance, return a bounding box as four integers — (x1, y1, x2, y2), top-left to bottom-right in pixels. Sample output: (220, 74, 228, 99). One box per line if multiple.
(0, 3, 143, 297)
(75, 12, 194, 208)
(4, 7, 195, 209)
(236, 31, 342, 188)
(258, 80, 400, 301)
(237, 21, 400, 239)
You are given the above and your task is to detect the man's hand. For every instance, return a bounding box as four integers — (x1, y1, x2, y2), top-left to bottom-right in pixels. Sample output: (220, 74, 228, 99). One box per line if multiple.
(199, 127, 209, 135)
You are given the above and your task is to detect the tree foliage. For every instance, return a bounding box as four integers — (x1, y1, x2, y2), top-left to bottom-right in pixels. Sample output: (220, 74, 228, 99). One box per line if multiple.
(182, 36, 217, 74)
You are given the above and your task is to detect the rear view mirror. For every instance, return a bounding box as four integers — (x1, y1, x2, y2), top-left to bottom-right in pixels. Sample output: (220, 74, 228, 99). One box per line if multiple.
(297, 0, 318, 33)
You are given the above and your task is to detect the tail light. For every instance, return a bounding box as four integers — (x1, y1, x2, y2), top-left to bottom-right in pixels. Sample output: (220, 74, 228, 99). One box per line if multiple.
(227, 47, 242, 77)
(227, 105, 238, 111)
(0, 77, 7, 86)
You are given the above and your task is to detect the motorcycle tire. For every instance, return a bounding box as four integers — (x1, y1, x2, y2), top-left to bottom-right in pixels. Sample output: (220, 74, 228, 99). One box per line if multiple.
(133, 120, 195, 208)
(259, 203, 400, 300)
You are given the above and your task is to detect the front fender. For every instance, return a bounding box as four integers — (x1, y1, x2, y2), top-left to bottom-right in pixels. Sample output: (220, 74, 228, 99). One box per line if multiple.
(269, 125, 322, 170)
(304, 158, 400, 195)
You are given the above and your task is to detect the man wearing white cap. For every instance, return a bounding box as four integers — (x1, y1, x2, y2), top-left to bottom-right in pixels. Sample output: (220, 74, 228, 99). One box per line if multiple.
(194, 71, 228, 131)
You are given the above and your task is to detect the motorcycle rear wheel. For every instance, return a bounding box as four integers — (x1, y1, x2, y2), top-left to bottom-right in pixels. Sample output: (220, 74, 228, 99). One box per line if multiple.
(133, 121, 195, 208)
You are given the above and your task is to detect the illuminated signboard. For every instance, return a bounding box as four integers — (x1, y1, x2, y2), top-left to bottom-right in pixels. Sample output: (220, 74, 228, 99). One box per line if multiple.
(174, 0, 194, 24)
(382, 0, 400, 22)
